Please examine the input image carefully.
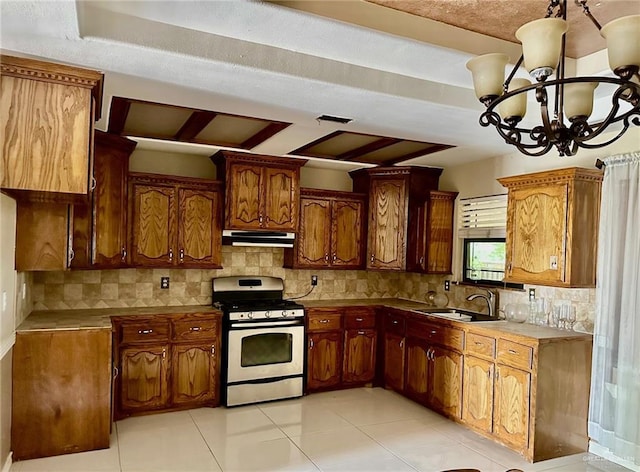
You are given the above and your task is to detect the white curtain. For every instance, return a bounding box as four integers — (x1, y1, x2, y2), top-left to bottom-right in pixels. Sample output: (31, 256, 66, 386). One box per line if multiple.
(589, 151, 640, 467)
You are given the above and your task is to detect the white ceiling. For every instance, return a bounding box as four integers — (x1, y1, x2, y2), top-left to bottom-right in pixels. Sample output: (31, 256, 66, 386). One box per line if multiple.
(0, 0, 619, 171)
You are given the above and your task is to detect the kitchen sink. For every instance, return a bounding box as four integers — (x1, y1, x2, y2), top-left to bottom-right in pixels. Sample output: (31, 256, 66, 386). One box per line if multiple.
(411, 307, 502, 323)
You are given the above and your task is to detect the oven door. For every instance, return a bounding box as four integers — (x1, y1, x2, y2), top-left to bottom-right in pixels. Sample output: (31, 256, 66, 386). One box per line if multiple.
(227, 320, 304, 383)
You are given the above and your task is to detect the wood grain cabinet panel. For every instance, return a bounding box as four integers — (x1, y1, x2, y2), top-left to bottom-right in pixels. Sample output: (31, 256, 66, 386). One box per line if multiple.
(120, 345, 170, 411)
(428, 345, 463, 418)
(171, 343, 218, 406)
(1, 55, 103, 194)
(213, 151, 306, 231)
(368, 178, 407, 270)
(342, 328, 376, 384)
(462, 355, 494, 434)
(12, 329, 111, 460)
(128, 174, 223, 268)
(404, 336, 430, 404)
(493, 364, 531, 451)
(499, 167, 602, 287)
(285, 190, 365, 269)
(384, 331, 405, 392)
(307, 331, 343, 391)
(424, 191, 458, 273)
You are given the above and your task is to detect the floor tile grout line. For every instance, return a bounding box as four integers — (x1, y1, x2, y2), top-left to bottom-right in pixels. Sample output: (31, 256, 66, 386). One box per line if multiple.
(351, 421, 425, 472)
(187, 409, 225, 472)
(114, 422, 124, 472)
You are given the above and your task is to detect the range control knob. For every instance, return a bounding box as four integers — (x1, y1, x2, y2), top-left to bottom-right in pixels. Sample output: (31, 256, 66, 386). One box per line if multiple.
(265, 311, 271, 318)
(247, 311, 253, 319)
(282, 310, 289, 317)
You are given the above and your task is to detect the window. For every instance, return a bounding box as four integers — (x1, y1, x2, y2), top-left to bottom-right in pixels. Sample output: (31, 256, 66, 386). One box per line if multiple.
(458, 194, 522, 288)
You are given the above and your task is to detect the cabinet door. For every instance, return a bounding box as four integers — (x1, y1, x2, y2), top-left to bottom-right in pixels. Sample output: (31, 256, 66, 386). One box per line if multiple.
(428, 345, 463, 418)
(131, 184, 177, 266)
(91, 134, 132, 267)
(263, 166, 298, 230)
(343, 328, 376, 384)
(404, 337, 430, 405)
(506, 183, 567, 285)
(226, 163, 262, 229)
(407, 202, 428, 272)
(368, 178, 407, 270)
(426, 193, 456, 273)
(120, 345, 170, 411)
(297, 197, 331, 267)
(177, 188, 222, 267)
(462, 356, 494, 433)
(171, 343, 218, 406)
(332, 199, 364, 268)
(384, 332, 405, 392)
(493, 364, 531, 451)
(307, 331, 343, 391)
(16, 201, 73, 271)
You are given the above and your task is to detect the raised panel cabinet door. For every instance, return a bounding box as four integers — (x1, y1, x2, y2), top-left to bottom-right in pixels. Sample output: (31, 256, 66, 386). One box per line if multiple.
(332, 199, 365, 268)
(342, 328, 376, 383)
(178, 188, 222, 267)
(263, 166, 298, 230)
(297, 197, 331, 267)
(428, 345, 463, 418)
(404, 337, 430, 405)
(1, 76, 92, 194)
(226, 163, 262, 229)
(91, 134, 133, 267)
(131, 184, 177, 266)
(507, 183, 568, 285)
(307, 331, 343, 390)
(426, 192, 457, 273)
(493, 364, 531, 451)
(384, 332, 405, 392)
(120, 345, 170, 411)
(407, 203, 428, 272)
(171, 343, 218, 406)
(462, 356, 494, 433)
(368, 178, 407, 270)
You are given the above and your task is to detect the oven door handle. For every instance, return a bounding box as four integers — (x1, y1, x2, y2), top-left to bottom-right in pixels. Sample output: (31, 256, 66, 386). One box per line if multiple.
(229, 320, 304, 329)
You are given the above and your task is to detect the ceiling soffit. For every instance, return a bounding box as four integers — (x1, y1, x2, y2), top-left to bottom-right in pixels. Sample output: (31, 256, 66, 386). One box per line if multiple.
(291, 130, 453, 166)
(107, 97, 291, 150)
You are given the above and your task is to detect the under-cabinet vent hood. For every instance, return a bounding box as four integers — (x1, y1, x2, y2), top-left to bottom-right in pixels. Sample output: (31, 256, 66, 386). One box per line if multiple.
(222, 230, 295, 248)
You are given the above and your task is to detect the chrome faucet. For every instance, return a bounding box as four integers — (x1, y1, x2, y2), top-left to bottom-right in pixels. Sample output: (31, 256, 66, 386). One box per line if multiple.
(466, 288, 496, 318)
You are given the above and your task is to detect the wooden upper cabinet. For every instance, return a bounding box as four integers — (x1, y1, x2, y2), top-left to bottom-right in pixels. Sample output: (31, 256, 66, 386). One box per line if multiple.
(498, 167, 602, 287)
(1, 55, 103, 195)
(212, 151, 306, 231)
(285, 189, 366, 269)
(129, 173, 223, 268)
(425, 191, 458, 273)
(351, 166, 442, 271)
(71, 131, 136, 269)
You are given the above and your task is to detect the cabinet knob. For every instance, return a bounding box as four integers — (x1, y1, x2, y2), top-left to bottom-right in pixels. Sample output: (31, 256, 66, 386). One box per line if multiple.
(259, 215, 264, 225)
(190, 327, 201, 332)
(138, 329, 153, 334)
(325, 254, 329, 263)
(399, 339, 404, 348)
(211, 345, 216, 356)
(162, 348, 166, 359)
(121, 247, 127, 261)
(332, 254, 337, 262)
(419, 256, 424, 265)
(169, 248, 174, 262)
(309, 339, 314, 349)
(113, 366, 119, 379)
(90, 176, 97, 191)
(179, 248, 185, 263)
(370, 254, 374, 262)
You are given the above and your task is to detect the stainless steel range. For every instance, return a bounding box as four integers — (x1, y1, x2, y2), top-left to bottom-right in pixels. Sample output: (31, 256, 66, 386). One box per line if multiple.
(212, 276, 305, 407)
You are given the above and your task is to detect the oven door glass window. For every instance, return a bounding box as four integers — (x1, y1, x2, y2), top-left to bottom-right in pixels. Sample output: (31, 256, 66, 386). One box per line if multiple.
(241, 333, 293, 367)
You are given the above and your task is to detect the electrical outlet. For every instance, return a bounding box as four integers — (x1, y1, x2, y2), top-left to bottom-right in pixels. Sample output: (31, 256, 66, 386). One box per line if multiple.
(444, 280, 450, 291)
(529, 288, 536, 300)
(311, 275, 318, 286)
(160, 277, 170, 289)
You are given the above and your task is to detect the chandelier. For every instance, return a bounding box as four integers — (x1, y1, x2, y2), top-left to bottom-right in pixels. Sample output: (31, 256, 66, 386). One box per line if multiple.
(466, 0, 639, 157)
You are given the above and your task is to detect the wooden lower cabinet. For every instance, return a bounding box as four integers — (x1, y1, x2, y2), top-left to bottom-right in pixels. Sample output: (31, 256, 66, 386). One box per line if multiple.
(120, 344, 170, 412)
(428, 345, 463, 418)
(493, 364, 531, 450)
(383, 332, 405, 392)
(404, 336, 429, 404)
(113, 312, 221, 419)
(343, 328, 376, 384)
(462, 355, 494, 434)
(307, 331, 343, 391)
(12, 329, 112, 460)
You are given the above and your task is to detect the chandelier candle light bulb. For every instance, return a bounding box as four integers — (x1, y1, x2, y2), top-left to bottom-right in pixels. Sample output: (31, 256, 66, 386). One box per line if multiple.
(465, 0, 640, 157)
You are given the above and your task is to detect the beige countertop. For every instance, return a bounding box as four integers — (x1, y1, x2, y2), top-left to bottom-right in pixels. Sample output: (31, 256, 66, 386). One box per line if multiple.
(17, 298, 590, 342)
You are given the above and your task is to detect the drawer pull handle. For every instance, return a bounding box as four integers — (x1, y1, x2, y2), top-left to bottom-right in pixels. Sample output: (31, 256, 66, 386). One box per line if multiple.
(357, 330, 366, 335)
(356, 317, 364, 322)
(138, 329, 153, 334)
(431, 330, 437, 335)
(190, 327, 201, 331)
(319, 319, 330, 323)
(475, 342, 483, 346)
(508, 349, 518, 354)
(393, 320, 399, 325)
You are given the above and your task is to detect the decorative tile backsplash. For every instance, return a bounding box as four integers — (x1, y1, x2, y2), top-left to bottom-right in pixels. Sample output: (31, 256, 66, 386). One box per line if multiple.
(28, 246, 596, 332)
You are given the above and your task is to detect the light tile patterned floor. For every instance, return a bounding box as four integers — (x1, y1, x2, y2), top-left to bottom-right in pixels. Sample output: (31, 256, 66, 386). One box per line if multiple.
(10, 388, 632, 472)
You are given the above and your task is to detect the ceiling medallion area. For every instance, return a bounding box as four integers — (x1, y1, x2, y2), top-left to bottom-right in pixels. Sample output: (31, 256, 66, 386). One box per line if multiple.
(108, 97, 453, 166)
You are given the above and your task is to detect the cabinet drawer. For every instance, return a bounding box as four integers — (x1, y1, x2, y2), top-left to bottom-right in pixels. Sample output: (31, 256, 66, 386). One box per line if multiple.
(172, 318, 218, 342)
(307, 312, 342, 331)
(121, 321, 170, 344)
(497, 339, 533, 370)
(407, 320, 464, 351)
(384, 312, 406, 335)
(344, 311, 376, 329)
(466, 332, 496, 359)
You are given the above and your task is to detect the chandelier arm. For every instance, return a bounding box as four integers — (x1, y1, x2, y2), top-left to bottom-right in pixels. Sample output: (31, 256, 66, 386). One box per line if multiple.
(480, 110, 552, 154)
(575, 0, 603, 30)
(575, 112, 640, 148)
(535, 85, 557, 143)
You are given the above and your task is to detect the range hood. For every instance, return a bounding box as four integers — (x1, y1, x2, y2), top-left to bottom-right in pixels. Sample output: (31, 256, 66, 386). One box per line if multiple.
(222, 230, 295, 248)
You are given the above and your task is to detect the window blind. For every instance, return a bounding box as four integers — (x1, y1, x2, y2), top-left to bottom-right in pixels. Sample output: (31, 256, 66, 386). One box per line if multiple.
(458, 194, 507, 238)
